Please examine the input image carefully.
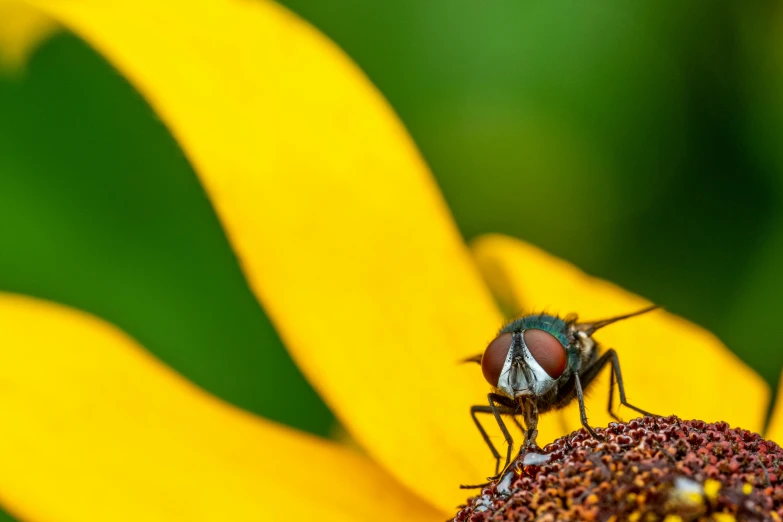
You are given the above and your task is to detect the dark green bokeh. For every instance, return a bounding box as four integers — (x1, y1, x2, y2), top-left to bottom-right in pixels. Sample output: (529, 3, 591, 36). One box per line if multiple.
(0, 34, 334, 436)
(278, 0, 783, 390)
(2, 5, 783, 519)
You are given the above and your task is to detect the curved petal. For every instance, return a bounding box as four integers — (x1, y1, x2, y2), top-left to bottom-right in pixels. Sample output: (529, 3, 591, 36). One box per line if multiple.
(0, 1, 56, 70)
(0, 292, 443, 522)
(5, 0, 503, 510)
(766, 375, 783, 444)
(471, 234, 769, 442)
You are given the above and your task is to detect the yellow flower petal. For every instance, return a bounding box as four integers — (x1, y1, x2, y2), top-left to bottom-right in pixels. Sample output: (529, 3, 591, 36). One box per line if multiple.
(0, 292, 443, 522)
(0, 1, 56, 70)
(5, 0, 502, 509)
(764, 371, 783, 444)
(471, 234, 769, 442)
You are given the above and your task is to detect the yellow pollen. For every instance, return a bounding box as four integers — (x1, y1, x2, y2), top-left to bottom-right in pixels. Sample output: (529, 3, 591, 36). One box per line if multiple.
(663, 516, 683, 522)
(711, 514, 737, 522)
(681, 492, 703, 505)
(628, 511, 642, 522)
(742, 483, 753, 495)
(704, 479, 722, 501)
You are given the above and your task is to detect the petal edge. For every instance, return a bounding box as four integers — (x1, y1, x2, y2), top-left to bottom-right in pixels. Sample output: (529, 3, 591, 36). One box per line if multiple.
(10, 0, 503, 510)
(471, 233, 770, 439)
(0, 292, 442, 522)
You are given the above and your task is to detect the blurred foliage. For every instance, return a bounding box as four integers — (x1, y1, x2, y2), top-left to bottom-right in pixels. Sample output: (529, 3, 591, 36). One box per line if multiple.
(278, 0, 783, 391)
(1, 1, 783, 479)
(0, 34, 334, 436)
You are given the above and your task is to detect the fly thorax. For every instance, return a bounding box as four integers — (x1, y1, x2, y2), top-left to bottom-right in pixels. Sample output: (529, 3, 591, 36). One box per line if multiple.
(574, 333, 597, 364)
(497, 330, 558, 398)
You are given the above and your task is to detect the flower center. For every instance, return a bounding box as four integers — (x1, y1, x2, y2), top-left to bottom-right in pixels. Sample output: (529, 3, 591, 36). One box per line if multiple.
(455, 416, 783, 521)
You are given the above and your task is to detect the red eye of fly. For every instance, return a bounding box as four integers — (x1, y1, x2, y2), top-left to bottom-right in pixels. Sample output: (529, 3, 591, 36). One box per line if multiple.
(481, 333, 512, 386)
(524, 328, 567, 378)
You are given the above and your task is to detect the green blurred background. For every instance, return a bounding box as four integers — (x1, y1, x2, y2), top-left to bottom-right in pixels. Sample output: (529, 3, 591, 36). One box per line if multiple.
(2, 3, 783, 516)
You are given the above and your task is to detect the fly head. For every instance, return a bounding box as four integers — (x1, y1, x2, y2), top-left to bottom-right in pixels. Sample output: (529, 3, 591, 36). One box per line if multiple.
(478, 305, 659, 400)
(481, 326, 567, 400)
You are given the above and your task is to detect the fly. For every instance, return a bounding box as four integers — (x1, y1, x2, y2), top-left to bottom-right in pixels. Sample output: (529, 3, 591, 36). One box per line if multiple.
(462, 305, 659, 486)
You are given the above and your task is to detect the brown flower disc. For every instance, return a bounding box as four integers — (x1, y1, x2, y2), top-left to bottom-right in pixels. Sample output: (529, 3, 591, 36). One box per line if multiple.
(454, 416, 783, 522)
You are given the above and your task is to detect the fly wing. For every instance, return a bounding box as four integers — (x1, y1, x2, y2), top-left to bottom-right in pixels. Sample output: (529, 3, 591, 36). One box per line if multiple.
(577, 305, 660, 335)
(461, 353, 483, 365)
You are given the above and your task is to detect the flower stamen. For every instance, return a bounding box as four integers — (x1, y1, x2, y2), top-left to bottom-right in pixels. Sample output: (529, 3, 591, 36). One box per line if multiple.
(455, 416, 783, 521)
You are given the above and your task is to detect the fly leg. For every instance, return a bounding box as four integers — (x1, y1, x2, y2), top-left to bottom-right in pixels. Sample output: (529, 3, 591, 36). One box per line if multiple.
(574, 371, 603, 440)
(476, 402, 540, 494)
(461, 394, 519, 489)
(578, 349, 656, 424)
(492, 400, 538, 481)
(608, 361, 620, 422)
(469, 405, 502, 475)
(521, 398, 539, 451)
(603, 348, 656, 420)
(509, 414, 526, 435)
(468, 393, 518, 476)
(461, 400, 541, 490)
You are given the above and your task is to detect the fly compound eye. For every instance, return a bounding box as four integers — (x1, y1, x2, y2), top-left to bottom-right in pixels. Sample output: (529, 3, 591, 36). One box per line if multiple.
(481, 332, 513, 386)
(524, 329, 566, 378)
